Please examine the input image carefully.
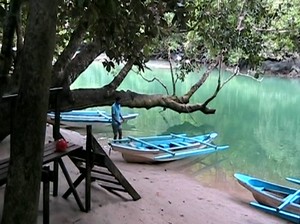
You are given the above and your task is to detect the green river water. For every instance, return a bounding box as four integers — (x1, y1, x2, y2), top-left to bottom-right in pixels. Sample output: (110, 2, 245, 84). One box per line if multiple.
(71, 60, 300, 190)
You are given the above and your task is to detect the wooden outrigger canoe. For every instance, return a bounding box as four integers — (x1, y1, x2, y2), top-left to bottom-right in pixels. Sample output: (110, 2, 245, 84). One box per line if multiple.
(109, 132, 229, 163)
(234, 173, 300, 223)
(47, 110, 139, 128)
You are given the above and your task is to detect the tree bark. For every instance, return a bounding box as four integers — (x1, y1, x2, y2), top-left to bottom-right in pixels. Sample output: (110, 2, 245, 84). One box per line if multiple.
(0, 0, 22, 77)
(61, 88, 216, 114)
(52, 3, 99, 85)
(1, 0, 57, 223)
(0, 0, 22, 96)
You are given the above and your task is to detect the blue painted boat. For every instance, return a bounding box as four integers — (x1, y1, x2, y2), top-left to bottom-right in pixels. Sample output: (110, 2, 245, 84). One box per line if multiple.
(109, 133, 229, 163)
(47, 110, 139, 128)
(234, 173, 300, 223)
(54, 110, 108, 117)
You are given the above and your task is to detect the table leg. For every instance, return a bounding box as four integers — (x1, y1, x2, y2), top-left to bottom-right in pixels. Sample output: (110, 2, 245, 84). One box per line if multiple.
(43, 167, 50, 224)
(62, 173, 85, 199)
(58, 158, 85, 212)
(53, 160, 59, 196)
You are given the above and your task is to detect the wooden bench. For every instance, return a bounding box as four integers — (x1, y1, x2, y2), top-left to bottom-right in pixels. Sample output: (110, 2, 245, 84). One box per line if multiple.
(0, 141, 83, 224)
(0, 87, 90, 223)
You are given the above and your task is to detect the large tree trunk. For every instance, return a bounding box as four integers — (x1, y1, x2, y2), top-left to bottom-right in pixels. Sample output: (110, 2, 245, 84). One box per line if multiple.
(1, 0, 57, 223)
(0, 104, 11, 142)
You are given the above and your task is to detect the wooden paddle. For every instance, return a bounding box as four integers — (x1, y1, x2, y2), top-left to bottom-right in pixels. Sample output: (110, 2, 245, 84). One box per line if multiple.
(127, 136, 175, 155)
(170, 133, 217, 149)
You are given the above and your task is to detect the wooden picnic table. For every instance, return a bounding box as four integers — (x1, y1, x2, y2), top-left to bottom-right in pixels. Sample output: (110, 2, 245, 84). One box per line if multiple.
(0, 141, 84, 224)
(0, 88, 93, 224)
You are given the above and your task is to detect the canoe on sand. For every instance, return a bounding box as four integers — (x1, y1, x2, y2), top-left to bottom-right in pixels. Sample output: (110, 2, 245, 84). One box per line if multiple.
(110, 132, 229, 163)
(234, 173, 300, 223)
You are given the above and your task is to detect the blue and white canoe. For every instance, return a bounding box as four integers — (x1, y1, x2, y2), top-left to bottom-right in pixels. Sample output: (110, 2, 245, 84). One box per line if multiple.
(234, 173, 300, 223)
(109, 133, 229, 163)
(47, 110, 139, 128)
(53, 110, 108, 117)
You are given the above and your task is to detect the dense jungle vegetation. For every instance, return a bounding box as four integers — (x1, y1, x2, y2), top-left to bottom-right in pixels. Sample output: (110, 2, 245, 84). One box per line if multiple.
(0, 1, 299, 223)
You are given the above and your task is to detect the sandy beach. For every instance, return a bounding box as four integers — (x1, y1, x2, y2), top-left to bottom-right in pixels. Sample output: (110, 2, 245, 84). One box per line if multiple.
(0, 126, 290, 224)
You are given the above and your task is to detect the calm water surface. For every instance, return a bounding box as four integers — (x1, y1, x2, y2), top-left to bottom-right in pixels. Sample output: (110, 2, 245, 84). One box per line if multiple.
(71, 61, 300, 192)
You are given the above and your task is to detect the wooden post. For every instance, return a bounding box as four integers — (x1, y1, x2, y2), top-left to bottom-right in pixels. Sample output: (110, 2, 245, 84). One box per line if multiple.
(2, 93, 17, 137)
(53, 161, 59, 197)
(52, 88, 61, 141)
(51, 87, 62, 196)
(42, 166, 50, 224)
(85, 125, 92, 212)
(10, 96, 16, 135)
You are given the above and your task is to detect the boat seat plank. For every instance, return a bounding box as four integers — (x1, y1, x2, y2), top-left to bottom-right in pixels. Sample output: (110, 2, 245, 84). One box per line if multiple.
(169, 142, 182, 147)
(179, 142, 192, 146)
(264, 187, 292, 196)
(136, 146, 147, 150)
(128, 136, 174, 155)
(171, 133, 217, 148)
(158, 143, 169, 148)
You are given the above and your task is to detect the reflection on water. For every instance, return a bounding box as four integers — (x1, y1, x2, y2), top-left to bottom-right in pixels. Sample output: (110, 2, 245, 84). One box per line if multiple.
(163, 122, 214, 136)
(71, 61, 300, 190)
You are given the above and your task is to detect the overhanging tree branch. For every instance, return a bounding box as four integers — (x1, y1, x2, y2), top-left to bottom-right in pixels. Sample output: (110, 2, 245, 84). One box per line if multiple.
(52, 3, 98, 86)
(136, 72, 169, 95)
(104, 57, 136, 90)
(62, 41, 104, 87)
(253, 27, 296, 33)
(168, 49, 176, 95)
(181, 59, 220, 102)
(203, 58, 222, 107)
(61, 88, 216, 114)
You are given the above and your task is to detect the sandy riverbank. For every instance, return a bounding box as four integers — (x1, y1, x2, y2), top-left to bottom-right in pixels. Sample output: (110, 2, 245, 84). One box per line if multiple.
(0, 126, 289, 224)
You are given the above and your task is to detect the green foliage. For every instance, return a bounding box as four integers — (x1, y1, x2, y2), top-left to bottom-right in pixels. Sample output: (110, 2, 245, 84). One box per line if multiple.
(184, 0, 269, 67)
(45, 0, 300, 73)
(186, 0, 300, 64)
(2, 0, 300, 76)
(144, 0, 300, 73)
(91, 0, 173, 65)
(260, 1, 300, 58)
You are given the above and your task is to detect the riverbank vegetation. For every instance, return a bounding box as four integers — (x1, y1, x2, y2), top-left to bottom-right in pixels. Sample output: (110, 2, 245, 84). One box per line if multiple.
(152, 1, 300, 76)
(0, 1, 299, 223)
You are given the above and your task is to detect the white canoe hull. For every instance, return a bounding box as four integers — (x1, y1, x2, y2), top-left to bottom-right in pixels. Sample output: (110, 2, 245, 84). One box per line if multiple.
(47, 111, 139, 128)
(110, 133, 229, 163)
